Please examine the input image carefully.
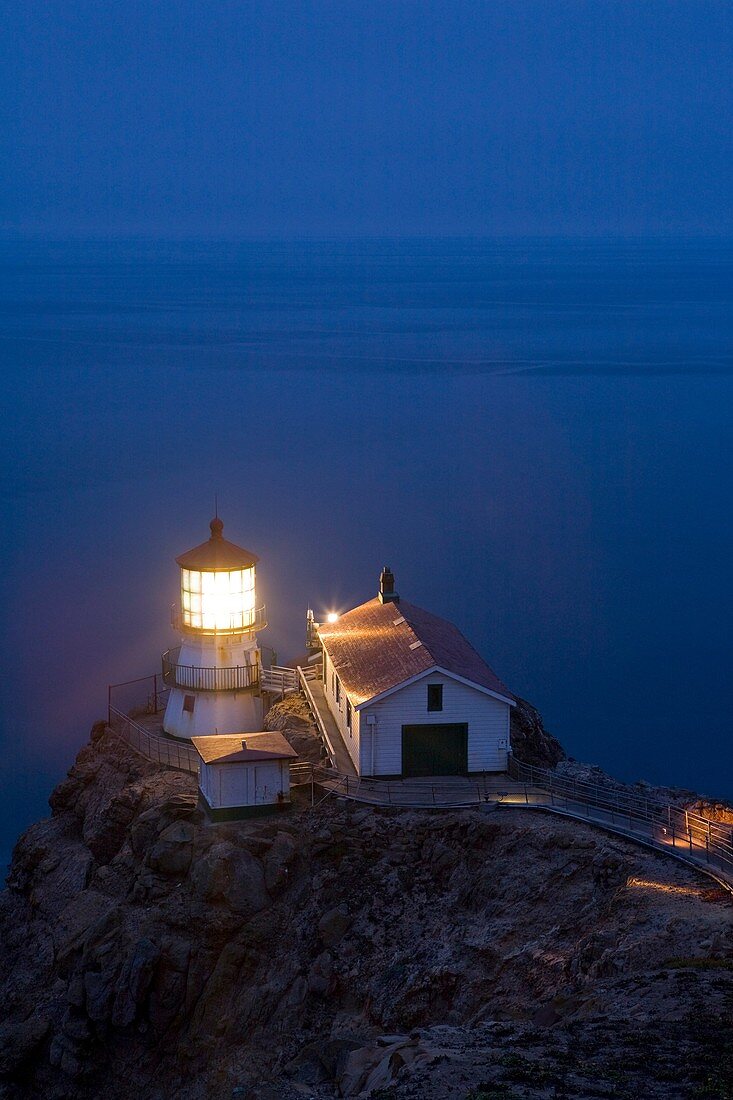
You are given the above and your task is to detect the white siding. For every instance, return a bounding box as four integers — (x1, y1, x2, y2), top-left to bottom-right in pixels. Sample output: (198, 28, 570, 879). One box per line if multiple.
(358, 671, 510, 777)
(322, 649, 360, 770)
(200, 759, 290, 808)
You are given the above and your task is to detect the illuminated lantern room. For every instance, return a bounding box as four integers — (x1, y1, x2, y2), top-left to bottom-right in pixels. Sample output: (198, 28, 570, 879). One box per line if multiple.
(177, 517, 260, 633)
(163, 517, 267, 740)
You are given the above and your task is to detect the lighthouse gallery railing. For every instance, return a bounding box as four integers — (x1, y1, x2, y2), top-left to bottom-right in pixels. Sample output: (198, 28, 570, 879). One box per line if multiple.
(162, 648, 260, 692)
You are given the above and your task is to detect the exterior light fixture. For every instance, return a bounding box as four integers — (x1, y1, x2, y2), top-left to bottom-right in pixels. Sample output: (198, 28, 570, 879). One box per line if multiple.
(327, 612, 339, 624)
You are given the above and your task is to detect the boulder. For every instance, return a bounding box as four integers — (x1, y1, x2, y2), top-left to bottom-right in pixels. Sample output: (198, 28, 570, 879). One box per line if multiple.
(147, 820, 195, 877)
(0, 1012, 51, 1075)
(307, 950, 333, 995)
(318, 904, 352, 947)
(190, 842, 269, 916)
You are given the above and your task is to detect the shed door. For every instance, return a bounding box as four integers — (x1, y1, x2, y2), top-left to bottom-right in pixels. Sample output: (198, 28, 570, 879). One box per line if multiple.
(401, 724, 468, 778)
(219, 765, 247, 808)
(254, 765, 273, 805)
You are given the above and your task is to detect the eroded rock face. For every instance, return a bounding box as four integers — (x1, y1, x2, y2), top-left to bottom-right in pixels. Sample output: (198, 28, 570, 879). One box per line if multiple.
(1, 725, 732, 1100)
(264, 694, 327, 764)
(510, 696, 566, 768)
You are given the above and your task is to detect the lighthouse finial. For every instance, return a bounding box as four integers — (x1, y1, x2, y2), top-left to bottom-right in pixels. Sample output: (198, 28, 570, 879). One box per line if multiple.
(210, 511, 224, 539)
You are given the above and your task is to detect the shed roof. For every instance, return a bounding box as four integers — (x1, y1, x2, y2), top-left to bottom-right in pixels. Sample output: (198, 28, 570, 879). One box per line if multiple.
(192, 731, 297, 765)
(176, 517, 259, 571)
(317, 597, 515, 708)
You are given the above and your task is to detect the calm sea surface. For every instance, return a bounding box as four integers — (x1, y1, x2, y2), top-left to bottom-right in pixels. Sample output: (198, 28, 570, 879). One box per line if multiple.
(1, 237, 731, 869)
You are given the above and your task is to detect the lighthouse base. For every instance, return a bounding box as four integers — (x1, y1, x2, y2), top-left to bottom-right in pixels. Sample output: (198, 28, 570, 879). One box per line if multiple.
(163, 687, 264, 740)
(162, 632, 264, 740)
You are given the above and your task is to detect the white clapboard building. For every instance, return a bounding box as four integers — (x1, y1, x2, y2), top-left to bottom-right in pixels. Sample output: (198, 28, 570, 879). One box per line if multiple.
(192, 731, 297, 820)
(316, 568, 515, 778)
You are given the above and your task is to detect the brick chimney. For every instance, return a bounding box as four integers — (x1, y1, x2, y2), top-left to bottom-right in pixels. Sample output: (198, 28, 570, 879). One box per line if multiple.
(378, 566, 399, 604)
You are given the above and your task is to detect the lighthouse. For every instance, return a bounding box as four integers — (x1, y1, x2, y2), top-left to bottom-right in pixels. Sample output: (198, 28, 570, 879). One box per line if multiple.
(162, 517, 266, 740)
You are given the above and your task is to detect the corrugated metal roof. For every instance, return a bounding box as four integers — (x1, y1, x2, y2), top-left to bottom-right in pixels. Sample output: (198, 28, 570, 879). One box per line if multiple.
(191, 731, 297, 764)
(176, 517, 259, 571)
(317, 597, 515, 707)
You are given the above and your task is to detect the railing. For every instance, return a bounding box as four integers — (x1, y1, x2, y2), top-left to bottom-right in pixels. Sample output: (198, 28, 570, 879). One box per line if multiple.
(162, 648, 260, 692)
(261, 665, 299, 695)
(108, 706, 199, 774)
(297, 665, 337, 767)
(170, 605, 267, 634)
(286, 761, 518, 807)
(108, 673, 168, 720)
(508, 756, 733, 884)
(289, 760, 317, 784)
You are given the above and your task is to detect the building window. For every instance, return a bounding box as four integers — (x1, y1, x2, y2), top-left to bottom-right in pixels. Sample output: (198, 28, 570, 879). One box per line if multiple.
(346, 699, 352, 729)
(183, 694, 196, 713)
(427, 684, 443, 712)
(335, 676, 341, 704)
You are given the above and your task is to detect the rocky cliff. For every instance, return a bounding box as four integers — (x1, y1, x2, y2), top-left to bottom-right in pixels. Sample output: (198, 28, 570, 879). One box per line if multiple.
(509, 697, 565, 769)
(1, 720, 733, 1100)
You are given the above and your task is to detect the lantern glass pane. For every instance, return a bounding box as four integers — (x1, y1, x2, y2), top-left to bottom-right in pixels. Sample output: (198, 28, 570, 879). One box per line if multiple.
(180, 566, 257, 631)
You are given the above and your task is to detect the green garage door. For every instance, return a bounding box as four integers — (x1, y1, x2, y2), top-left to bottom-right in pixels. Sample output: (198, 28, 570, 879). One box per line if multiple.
(401, 724, 468, 778)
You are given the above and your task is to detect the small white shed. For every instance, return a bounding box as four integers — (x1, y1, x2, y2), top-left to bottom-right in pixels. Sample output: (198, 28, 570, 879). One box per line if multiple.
(192, 731, 297, 821)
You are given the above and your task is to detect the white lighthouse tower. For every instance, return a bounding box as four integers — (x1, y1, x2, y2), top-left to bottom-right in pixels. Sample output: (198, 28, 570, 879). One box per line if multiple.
(162, 517, 266, 740)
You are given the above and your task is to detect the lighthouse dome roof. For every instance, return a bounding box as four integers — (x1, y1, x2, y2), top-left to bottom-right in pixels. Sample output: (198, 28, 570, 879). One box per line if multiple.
(175, 517, 259, 571)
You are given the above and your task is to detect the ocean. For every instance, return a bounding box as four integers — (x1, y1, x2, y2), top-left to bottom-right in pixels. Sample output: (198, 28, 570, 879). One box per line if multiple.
(1, 236, 731, 871)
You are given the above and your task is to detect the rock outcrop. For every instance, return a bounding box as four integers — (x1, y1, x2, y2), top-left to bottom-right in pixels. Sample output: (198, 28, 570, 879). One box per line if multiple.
(1, 725, 733, 1099)
(509, 696, 565, 768)
(265, 694, 327, 764)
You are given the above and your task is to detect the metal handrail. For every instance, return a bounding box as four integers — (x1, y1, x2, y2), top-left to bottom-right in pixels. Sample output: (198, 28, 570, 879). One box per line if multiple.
(508, 756, 733, 879)
(108, 706, 199, 774)
(162, 649, 260, 692)
(297, 665, 337, 767)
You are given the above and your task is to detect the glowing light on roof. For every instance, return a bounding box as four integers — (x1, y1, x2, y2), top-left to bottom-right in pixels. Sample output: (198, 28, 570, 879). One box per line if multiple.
(327, 612, 339, 623)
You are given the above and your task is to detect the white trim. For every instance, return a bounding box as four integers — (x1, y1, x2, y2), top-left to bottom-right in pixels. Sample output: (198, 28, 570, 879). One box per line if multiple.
(352, 665, 516, 711)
